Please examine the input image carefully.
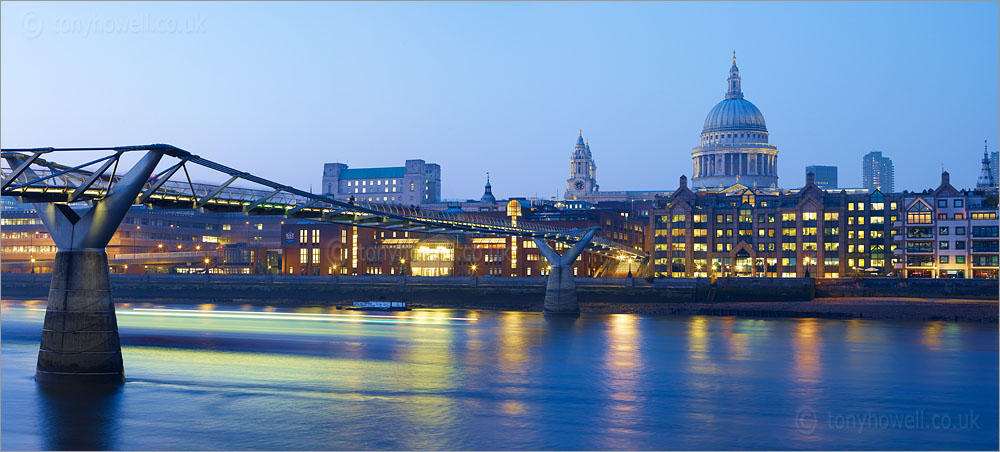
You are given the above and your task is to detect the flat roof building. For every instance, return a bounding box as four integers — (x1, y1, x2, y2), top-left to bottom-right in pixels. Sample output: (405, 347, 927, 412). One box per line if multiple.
(322, 159, 441, 205)
(805, 165, 838, 189)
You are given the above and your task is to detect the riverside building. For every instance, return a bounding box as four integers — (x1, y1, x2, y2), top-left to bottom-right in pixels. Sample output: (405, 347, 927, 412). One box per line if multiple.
(895, 172, 999, 279)
(322, 159, 441, 204)
(649, 173, 901, 278)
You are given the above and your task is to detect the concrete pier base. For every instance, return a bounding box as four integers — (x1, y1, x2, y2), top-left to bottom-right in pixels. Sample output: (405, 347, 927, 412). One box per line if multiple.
(534, 230, 596, 316)
(543, 266, 580, 315)
(35, 251, 125, 384)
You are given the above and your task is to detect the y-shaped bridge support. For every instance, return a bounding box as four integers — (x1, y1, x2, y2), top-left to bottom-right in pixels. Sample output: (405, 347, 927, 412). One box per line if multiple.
(22, 151, 164, 383)
(533, 230, 596, 315)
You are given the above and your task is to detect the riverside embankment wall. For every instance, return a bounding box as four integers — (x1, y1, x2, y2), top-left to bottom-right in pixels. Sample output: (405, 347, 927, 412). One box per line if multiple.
(3, 274, 995, 307)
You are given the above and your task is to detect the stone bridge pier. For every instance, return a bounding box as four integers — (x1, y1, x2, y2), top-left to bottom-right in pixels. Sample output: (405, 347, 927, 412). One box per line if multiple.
(9, 151, 165, 384)
(533, 230, 596, 315)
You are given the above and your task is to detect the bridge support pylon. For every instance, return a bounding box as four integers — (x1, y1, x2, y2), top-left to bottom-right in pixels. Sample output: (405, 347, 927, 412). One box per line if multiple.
(26, 151, 164, 384)
(533, 230, 596, 315)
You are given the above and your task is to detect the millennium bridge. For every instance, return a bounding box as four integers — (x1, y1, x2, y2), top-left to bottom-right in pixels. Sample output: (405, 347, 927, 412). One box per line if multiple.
(2, 144, 646, 383)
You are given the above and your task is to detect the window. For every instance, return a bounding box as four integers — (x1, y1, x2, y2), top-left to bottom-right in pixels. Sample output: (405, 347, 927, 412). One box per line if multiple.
(954, 199, 964, 208)
(870, 216, 884, 224)
(671, 229, 686, 237)
(693, 215, 707, 223)
(939, 256, 949, 264)
(939, 241, 949, 250)
(939, 227, 949, 236)
(782, 213, 796, 222)
(312, 248, 320, 263)
(672, 214, 687, 222)
(938, 200, 947, 208)
(954, 213, 964, 220)
(956, 256, 965, 264)
(824, 242, 839, 251)
(693, 229, 707, 237)
(938, 214, 947, 220)
(803, 242, 817, 251)
(906, 203, 932, 224)
(971, 212, 998, 220)
(299, 232, 307, 244)
(956, 227, 966, 235)
(803, 212, 817, 221)
(782, 242, 797, 251)
(956, 240, 966, 250)
(300, 248, 308, 264)
(972, 226, 999, 237)
(824, 212, 839, 221)
(782, 228, 796, 237)
(312, 229, 320, 244)
(693, 243, 708, 252)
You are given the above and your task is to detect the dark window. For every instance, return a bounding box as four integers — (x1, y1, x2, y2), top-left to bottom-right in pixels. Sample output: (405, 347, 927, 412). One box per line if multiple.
(954, 199, 964, 208)
(955, 241, 966, 250)
(938, 200, 947, 208)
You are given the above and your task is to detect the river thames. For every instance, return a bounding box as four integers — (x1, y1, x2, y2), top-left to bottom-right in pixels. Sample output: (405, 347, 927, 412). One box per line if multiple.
(2, 299, 997, 450)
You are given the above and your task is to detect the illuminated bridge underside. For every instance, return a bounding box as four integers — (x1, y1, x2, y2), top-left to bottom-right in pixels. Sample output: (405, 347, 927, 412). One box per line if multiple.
(2, 145, 643, 259)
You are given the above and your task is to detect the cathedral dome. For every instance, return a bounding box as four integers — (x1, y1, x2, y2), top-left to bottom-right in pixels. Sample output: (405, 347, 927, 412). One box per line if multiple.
(702, 97, 767, 133)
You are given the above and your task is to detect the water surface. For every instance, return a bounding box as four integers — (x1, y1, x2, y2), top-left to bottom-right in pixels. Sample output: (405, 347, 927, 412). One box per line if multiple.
(2, 299, 997, 450)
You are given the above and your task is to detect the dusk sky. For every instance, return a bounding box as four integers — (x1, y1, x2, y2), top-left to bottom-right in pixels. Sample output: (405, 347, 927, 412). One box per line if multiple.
(2, 1, 997, 200)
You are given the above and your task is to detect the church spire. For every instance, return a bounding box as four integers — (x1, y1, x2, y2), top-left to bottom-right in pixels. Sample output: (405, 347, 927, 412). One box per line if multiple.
(977, 140, 997, 191)
(481, 172, 496, 204)
(726, 50, 743, 99)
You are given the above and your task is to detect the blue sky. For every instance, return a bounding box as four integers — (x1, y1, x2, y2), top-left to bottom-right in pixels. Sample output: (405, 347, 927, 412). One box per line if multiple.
(2, 1, 997, 199)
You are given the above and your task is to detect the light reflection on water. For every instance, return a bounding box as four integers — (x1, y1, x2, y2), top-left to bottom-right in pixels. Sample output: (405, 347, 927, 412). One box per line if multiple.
(1, 300, 997, 451)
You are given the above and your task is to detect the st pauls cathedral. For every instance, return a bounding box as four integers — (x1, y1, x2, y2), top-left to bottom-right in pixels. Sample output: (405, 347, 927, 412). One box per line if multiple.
(564, 53, 781, 202)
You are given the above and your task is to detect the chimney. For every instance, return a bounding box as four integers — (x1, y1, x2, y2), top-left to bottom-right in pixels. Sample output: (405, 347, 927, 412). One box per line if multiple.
(806, 171, 815, 186)
(941, 171, 950, 186)
(679, 174, 687, 189)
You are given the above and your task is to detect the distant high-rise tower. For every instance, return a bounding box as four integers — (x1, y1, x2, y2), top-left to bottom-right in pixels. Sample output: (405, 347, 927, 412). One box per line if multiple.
(991, 150, 999, 188)
(565, 130, 598, 199)
(862, 151, 894, 192)
(976, 141, 997, 191)
(805, 165, 838, 189)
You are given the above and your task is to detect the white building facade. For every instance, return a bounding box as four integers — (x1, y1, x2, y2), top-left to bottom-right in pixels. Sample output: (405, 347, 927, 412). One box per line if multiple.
(322, 159, 441, 204)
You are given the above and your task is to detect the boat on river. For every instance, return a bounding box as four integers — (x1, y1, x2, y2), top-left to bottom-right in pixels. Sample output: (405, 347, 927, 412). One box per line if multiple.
(346, 301, 411, 312)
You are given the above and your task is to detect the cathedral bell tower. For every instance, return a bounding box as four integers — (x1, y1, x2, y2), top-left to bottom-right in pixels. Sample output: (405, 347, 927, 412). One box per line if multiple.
(565, 130, 598, 199)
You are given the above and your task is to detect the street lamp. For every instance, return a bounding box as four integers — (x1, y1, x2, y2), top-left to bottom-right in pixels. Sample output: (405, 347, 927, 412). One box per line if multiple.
(471, 264, 477, 276)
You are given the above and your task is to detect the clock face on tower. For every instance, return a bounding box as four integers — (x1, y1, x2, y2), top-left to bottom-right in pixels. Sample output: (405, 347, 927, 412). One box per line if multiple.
(574, 180, 585, 190)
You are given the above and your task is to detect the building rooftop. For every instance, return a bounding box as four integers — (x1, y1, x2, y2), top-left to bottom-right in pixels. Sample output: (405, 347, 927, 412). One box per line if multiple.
(340, 167, 405, 179)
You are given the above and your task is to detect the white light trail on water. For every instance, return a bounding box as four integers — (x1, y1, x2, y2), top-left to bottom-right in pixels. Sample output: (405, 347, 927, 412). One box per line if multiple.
(131, 307, 478, 321)
(22, 308, 462, 325)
